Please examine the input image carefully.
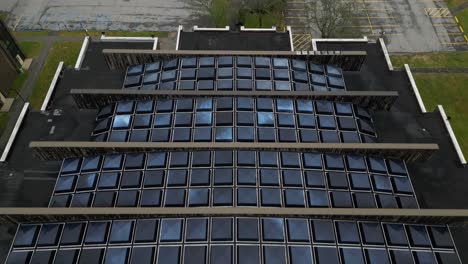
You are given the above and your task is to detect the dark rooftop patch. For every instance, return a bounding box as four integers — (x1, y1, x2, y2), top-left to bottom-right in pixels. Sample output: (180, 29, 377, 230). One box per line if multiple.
(178, 31, 291, 51)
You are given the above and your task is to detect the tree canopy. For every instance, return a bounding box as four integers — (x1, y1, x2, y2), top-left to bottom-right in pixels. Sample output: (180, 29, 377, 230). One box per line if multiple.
(307, 0, 357, 38)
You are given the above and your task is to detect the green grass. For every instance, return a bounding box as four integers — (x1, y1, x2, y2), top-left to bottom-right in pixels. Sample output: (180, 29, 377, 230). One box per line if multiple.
(12, 30, 169, 38)
(210, 0, 230, 27)
(243, 13, 280, 28)
(19, 41, 43, 58)
(29, 41, 81, 110)
(7, 42, 42, 100)
(414, 73, 468, 154)
(13, 31, 50, 37)
(58, 30, 169, 37)
(237, 3, 285, 29)
(0, 11, 8, 22)
(455, 8, 468, 35)
(9, 72, 29, 99)
(391, 52, 468, 68)
(448, 0, 468, 34)
(0, 113, 10, 139)
(447, 0, 465, 8)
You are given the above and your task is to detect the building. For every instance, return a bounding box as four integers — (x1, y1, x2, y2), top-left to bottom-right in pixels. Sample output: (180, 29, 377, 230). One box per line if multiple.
(0, 27, 467, 264)
(0, 19, 24, 102)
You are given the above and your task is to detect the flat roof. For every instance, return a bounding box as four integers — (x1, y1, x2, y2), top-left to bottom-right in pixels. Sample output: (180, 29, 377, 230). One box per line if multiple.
(1, 38, 468, 262)
(0, 41, 151, 208)
(81, 41, 153, 71)
(334, 42, 468, 261)
(333, 42, 468, 210)
(4, 40, 468, 210)
(178, 31, 292, 51)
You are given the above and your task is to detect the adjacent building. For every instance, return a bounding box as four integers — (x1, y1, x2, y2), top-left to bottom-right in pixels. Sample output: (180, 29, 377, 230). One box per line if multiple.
(0, 19, 24, 102)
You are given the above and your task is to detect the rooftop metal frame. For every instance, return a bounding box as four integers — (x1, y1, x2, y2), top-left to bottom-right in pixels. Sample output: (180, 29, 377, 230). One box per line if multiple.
(1, 208, 467, 225)
(70, 89, 399, 111)
(102, 49, 367, 71)
(5, 46, 467, 261)
(29, 142, 439, 162)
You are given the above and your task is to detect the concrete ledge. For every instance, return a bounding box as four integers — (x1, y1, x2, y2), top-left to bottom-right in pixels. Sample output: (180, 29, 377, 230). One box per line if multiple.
(152, 39, 158, 50)
(379, 38, 393, 71)
(21, 58, 32, 70)
(100, 34, 158, 50)
(437, 105, 467, 165)
(70, 89, 399, 111)
(102, 49, 367, 71)
(408, 67, 468, 73)
(0, 93, 7, 105)
(40, 61, 63, 111)
(0, 103, 29, 162)
(74, 36, 89, 70)
(404, 64, 427, 113)
(312, 37, 369, 51)
(176, 25, 183, 50)
(0, 98, 14, 112)
(240, 26, 276, 31)
(287, 26, 294, 51)
(1, 208, 468, 225)
(30, 142, 438, 162)
(193, 25, 230, 31)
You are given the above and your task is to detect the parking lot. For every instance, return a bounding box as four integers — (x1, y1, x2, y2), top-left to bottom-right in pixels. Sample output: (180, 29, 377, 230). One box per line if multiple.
(1, 0, 467, 51)
(0, 0, 196, 32)
(425, 6, 467, 47)
(352, 0, 467, 51)
(285, 0, 467, 52)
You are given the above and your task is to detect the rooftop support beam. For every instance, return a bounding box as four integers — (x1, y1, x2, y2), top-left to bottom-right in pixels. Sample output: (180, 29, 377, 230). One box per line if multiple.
(29, 142, 438, 162)
(70, 89, 398, 111)
(102, 49, 367, 71)
(0, 208, 467, 225)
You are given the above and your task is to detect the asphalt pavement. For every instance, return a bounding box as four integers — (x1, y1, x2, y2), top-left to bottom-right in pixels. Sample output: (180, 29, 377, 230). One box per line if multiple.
(1, 0, 197, 32)
(2, 0, 467, 51)
(287, 0, 467, 52)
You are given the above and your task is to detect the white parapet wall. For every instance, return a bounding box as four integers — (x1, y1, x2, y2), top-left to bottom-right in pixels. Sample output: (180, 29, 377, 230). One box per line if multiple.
(0, 102, 30, 162)
(74, 36, 90, 70)
(193, 26, 230, 31)
(437, 105, 467, 165)
(379, 38, 393, 71)
(41, 61, 64, 111)
(176, 25, 183, 51)
(240, 26, 276, 32)
(100, 34, 158, 50)
(0, 91, 7, 104)
(311, 37, 369, 51)
(403, 63, 466, 165)
(287, 26, 294, 51)
(404, 64, 427, 113)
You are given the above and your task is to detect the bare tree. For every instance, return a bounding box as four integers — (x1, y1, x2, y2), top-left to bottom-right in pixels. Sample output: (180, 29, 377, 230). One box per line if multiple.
(188, 0, 231, 27)
(242, 0, 285, 27)
(187, 0, 286, 28)
(307, 0, 357, 38)
(189, 0, 215, 15)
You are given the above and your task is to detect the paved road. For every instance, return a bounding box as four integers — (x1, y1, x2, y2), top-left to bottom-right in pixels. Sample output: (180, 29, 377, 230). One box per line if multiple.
(288, 0, 467, 52)
(0, 0, 197, 32)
